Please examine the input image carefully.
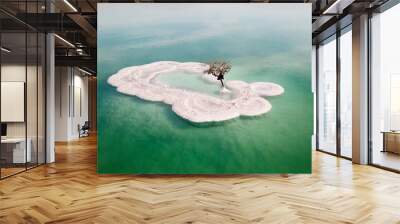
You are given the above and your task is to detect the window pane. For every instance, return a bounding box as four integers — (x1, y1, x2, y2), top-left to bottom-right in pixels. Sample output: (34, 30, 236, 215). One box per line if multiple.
(1, 31, 27, 177)
(340, 29, 352, 158)
(371, 4, 400, 171)
(27, 31, 38, 169)
(318, 37, 337, 154)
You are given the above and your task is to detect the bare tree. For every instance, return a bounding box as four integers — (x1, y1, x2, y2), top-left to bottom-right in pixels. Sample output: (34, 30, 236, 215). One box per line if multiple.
(204, 61, 232, 87)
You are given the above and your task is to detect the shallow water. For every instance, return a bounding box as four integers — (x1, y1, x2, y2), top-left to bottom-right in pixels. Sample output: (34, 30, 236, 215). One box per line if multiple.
(156, 71, 234, 99)
(97, 4, 313, 174)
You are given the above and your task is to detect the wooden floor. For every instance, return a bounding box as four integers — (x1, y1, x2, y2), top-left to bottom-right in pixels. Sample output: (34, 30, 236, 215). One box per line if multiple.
(1, 135, 400, 224)
(373, 151, 400, 171)
(1, 167, 26, 178)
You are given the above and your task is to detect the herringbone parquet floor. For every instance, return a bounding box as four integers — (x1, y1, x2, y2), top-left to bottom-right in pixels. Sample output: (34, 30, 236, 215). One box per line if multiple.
(1, 135, 400, 224)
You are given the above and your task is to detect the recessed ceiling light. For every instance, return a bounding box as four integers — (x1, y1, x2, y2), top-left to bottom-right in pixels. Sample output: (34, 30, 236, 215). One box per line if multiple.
(322, 0, 353, 15)
(54, 34, 75, 48)
(78, 67, 93, 76)
(63, 0, 78, 12)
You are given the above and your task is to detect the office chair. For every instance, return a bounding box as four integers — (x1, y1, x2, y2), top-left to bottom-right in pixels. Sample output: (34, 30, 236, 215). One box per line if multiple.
(79, 121, 90, 138)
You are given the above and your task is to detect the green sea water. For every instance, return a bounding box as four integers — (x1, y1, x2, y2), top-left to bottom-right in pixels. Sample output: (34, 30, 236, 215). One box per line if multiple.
(97, 4, 313, 174)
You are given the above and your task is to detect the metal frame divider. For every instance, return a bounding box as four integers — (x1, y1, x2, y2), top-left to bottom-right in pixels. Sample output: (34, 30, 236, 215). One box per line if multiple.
(336, 26, 341, 157)
(36, 0, 39, 168)
(315, 44, 320, 151)
(24, 1, 28, 171)
(0, 26, 2, 179)
(367, 10, 373, 166)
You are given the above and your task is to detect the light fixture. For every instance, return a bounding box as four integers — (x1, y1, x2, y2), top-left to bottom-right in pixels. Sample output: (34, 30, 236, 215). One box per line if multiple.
(76, 48, 85, 55)
(54, 34, 75, 48)
(322, 0, 354, 15)
(63, 0, 78, 12)
(1, 47, 11, 53)
(78, 67, 93, 76)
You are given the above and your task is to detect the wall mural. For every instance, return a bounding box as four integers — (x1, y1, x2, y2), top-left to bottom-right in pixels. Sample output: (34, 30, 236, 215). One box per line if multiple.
(98, 3, 312, 174)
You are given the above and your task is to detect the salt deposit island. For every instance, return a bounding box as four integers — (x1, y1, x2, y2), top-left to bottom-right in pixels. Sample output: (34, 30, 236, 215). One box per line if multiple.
(108, 61, 284, 123)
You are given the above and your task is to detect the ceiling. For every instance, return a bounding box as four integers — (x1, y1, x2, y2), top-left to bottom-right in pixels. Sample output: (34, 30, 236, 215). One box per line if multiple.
(0, 0, 392, 75)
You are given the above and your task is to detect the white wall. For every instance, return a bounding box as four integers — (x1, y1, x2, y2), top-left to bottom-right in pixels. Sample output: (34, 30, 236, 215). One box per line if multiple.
(55, 67, 89, 141)
(71, 73, 89, 138)
(55, 66, 69, 141)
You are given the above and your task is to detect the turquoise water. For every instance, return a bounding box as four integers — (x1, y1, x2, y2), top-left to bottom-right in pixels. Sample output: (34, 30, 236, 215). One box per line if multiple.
(97, 4, 313, 174)
(157, 71, 226, 98)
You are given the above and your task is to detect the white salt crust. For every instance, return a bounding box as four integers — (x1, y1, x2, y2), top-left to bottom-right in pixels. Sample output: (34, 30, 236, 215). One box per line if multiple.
(108, 61, 284, 123)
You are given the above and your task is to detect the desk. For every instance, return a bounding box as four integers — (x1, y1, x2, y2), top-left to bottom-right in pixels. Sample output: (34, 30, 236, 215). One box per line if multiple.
(382, 131, 400, 154)
(1, 138, 31, 163)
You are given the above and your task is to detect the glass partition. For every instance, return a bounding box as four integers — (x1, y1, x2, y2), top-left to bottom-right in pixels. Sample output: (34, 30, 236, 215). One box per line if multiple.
(27, 31, 38, 169)
(1, 31, 28, 177)
(0, 3, 46, 179)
